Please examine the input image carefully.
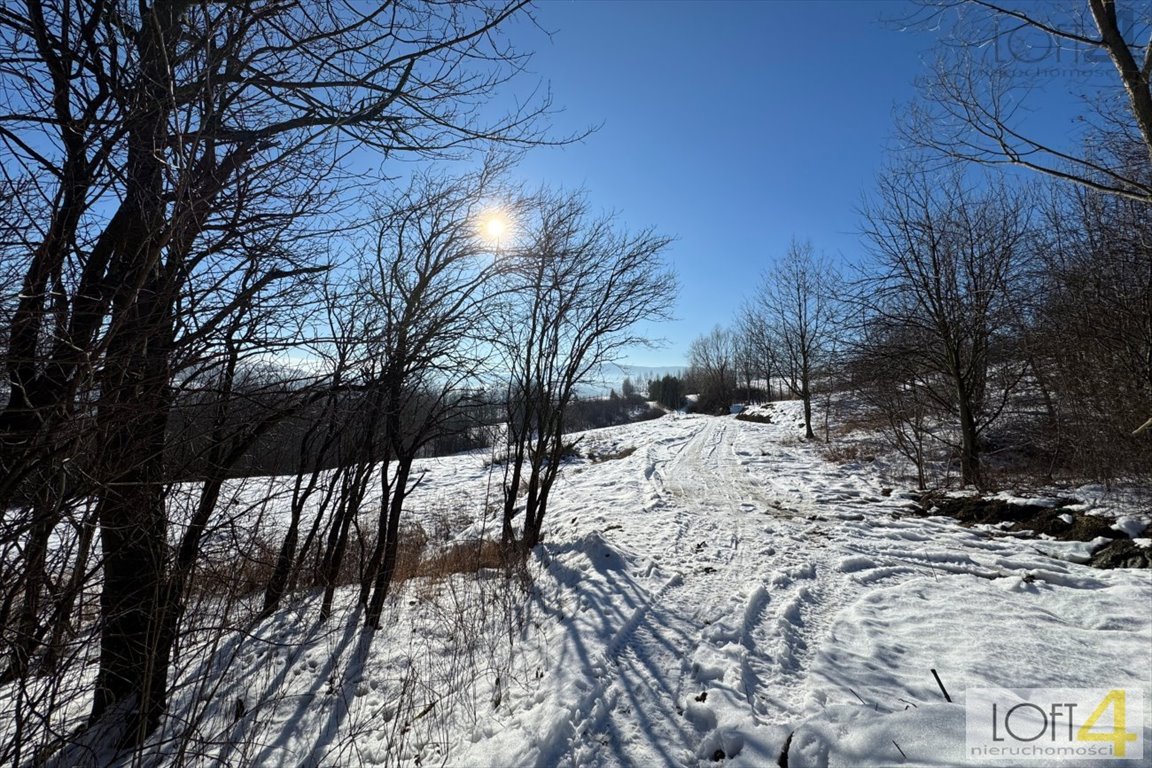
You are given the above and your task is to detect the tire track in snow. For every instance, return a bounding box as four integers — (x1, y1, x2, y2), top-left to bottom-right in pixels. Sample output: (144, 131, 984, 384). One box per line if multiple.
(580, 412, 893, 759)
(559, 417, 792, 765)
(531, 403, 1128, 767)
(539, 419, 728, 767)
(563, 524, 758, 767)
(534, 570, 686, 768)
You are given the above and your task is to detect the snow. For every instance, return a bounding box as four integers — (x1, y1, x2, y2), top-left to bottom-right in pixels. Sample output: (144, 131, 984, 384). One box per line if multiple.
(1114, 517, 1150, 538)
(992, 492, 1068, 508)
(4, 401, 1150, 767)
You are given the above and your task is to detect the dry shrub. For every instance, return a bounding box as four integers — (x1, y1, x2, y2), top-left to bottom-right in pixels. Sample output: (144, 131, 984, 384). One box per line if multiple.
(186, 516, 512, 606)
(821, 442, 876, 463)
(426, 506, 475, 543)
(418, 539, 505, 579)
(314, 519, 432, 588)
(833, 413, 890, 436)
(187, 518, 426, 598)
(190, 535, 280, 597)
(387, 521, 430, 584)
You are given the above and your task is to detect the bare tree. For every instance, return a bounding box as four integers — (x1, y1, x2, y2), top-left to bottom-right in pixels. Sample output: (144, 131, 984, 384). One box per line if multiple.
(748, 240, 842, 440)
(259, 279, 372, 620)
(857, 168, 1033, 487)
(906, 1, 1152, 438)
(736, 303, 780, 402)
(0, 0, 555, 748)
(355, 167, 507, 629)
(905, 1, 1152, 200)
(1029, 168, 1152, 476)
(498, 190, 676, 552)
(732, 312, 769, 402)
(849, 323, 938, 489)
(686, 326, 737, 414)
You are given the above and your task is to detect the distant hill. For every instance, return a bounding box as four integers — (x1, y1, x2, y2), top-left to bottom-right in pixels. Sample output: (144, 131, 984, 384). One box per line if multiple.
(576, 362, 687, 399)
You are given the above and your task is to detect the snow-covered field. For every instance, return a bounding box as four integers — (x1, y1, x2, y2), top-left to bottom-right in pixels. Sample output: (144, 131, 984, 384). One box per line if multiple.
(8, 400, 1152, 768)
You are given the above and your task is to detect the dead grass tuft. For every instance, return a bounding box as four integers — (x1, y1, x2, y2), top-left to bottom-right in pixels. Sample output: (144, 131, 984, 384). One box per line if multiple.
(832, 413, 889, 436)
(191, 536, 279, 598)
(188, 509, 516, 605)
(585, 445, 637, 462)
(418, 539, 506, 578)
(821, 442, 877, 463)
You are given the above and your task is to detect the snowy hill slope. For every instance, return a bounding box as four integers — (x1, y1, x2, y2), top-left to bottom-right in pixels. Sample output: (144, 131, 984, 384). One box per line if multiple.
(12, 401, 1151, 768)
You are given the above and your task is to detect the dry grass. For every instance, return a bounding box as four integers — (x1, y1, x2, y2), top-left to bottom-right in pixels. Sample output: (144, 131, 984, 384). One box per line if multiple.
(191, 535, 281, 598)
(585, 445, 637, 463)
(831, 413, 889, 437)
(386, 521, 431, 584)
(821, 442, 877, 463)
(426, 507, 475, 543)
(417, 539, 506, 578)
(189, 518, 513, 602)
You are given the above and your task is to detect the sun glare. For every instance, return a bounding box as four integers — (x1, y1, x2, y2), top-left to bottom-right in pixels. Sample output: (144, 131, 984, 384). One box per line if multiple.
(479, 210, 510, 246)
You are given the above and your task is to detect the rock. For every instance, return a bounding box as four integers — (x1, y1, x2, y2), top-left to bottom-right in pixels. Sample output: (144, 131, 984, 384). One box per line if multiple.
(1090, 538, 1152, 569)
(913, 493, 1126, 542)
(1012, 509, 1123, 542)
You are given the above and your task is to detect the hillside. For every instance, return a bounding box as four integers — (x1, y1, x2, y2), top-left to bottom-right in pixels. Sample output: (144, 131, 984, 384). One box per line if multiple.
(9, 401, 1151, 768)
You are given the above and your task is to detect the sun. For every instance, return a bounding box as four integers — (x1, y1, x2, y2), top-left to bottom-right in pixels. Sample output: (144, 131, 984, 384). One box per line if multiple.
(478, 209, 511, 246)
(483, 216, 507, 240)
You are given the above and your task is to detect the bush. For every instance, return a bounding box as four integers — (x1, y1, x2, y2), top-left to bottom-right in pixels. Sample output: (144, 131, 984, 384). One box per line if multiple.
(692, 386, 733, 415)
(418, 539, 506, 578)
(631, 405, 665, 422)
(820, 442, 876, 463)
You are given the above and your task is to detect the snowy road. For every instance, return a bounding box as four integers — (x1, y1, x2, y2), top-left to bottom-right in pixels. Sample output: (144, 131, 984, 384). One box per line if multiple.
(545, 412, 900, 766)
(512, 405, 1152, 768)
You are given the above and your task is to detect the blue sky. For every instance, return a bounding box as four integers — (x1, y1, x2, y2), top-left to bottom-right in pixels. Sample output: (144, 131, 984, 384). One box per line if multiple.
(505, 1, 940, 367)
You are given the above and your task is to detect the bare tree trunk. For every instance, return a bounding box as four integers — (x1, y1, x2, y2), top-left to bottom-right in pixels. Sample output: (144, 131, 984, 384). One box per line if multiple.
(801, 381, 815, 441)
(90, 332, 173, 742)
(319, 460, 374, 621)
(42, 504, 97, 672)
(956, 383, 981, 488)
(263, 387, 344, 617)
(2, 492, 55, 682)
(366, 459, 411, 629)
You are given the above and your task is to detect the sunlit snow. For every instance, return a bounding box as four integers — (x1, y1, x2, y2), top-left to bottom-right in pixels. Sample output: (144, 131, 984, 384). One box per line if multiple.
(9, 401, 1151, 768)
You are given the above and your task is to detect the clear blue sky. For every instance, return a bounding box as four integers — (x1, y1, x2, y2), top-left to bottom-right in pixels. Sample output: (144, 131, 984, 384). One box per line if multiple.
(472, 0, 940, 370)
(505, 0, 940, 367)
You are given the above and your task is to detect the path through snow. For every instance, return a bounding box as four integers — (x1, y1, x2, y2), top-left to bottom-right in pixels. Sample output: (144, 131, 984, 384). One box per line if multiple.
(492, 404, 1152, 768)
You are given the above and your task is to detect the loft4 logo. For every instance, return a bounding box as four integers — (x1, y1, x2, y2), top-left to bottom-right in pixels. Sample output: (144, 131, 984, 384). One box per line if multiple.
(966, 688, 1145, 762)
(989, 691, 1136, 754)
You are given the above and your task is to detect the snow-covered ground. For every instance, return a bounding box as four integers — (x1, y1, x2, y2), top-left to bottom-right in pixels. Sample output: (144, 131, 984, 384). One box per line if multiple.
(7, 400, 1151, 768)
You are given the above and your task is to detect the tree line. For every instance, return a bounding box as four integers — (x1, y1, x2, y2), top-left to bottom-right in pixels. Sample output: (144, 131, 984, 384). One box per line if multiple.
(686, 155, 1150, 489)
(683, 1, 1151, 489)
